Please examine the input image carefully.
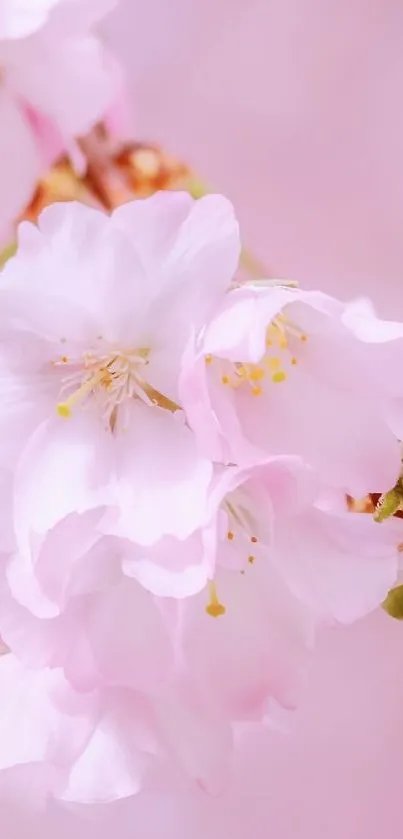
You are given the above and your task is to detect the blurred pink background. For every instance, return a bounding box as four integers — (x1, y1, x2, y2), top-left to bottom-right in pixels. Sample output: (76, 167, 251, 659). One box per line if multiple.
(5, 1, 403, 836)
(105, 0, 403, 319)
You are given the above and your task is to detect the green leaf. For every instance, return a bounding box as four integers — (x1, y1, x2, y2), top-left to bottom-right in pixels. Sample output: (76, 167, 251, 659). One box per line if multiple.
(382, 585, 403, 620)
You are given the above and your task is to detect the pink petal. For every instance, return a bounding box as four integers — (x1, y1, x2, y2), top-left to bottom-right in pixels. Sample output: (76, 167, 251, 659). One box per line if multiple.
(0, 655, 98, 775)
(46, 0, 117, 38)
(237, 364, 400, 495)
(122, 524, 217, 599)
(60, 693, 151, 804)
(85, 578, 174, 692)
(0, 88, 39, 230)
(273, 507, 399, 623)
(0, 0, 58, 39)
(14, 412, 114, 561)
(152, 680, 233, 795)
(113, 192, 241, 335)
(103, 402, 212, 546)
(182, 564, 314, 718)
(7, 35, 121, 137)
(21, 511, 119, 612)
(202, 285, 298, 362)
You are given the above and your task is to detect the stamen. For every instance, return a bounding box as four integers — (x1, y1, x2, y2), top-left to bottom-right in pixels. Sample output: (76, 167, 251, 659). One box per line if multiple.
(214, 309, 304, 397)
(57, 368, 106, 418)
(205, 355, 213, 364)
(205, 581, 226, 618)
(227, 531, 234, 540)
(248, 555, 255, 564)
(250, 536, 258, 543)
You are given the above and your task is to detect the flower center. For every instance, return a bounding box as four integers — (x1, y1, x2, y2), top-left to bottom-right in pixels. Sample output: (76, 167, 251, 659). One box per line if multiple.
(223, 495, 260, 564)
(205, 493, 262, 619)
(207, 314, 307, 396)
(205, 487, 264, 618)
(54, 347, 179, 427)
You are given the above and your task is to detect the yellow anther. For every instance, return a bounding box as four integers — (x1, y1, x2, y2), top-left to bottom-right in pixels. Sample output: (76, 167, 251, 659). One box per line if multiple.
(290, 357, 298, 365)
(221, 375, 230, 385)
(205, 354, 213, 364)
(300, 334, 308, 342)
(272, 371, 286, 384)
(227, 531, 235, 541)
(266, 357, 281, 371)
(57, 403, 71, 418)
(265, 338, 272, 347)
(248, 555, 255, 564)
(249, 367, 265, 381)
(61, 356, 68, 363)
(251, 385, 263, 396)
(205, 581, 226, 618)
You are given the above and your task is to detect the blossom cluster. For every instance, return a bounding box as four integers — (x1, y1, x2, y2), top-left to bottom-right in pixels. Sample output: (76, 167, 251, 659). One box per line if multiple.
(0, 192, 402, 803)
(0, 0, 122, 239)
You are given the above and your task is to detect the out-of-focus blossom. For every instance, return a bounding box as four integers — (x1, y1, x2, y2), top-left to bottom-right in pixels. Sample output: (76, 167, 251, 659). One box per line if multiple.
(0, 0, 121, 235)
(180, 284, 401, 496)
(0, 1, 60, 41)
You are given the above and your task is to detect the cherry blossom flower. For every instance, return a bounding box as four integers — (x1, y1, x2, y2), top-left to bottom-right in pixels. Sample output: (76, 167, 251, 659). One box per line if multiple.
(0, 194, 239, 555)
(122, 456, 399, 622)
(180, 284, 401, 496)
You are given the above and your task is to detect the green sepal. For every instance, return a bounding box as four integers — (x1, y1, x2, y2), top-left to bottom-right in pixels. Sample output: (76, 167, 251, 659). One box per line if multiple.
(373, 484, 403, 522)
